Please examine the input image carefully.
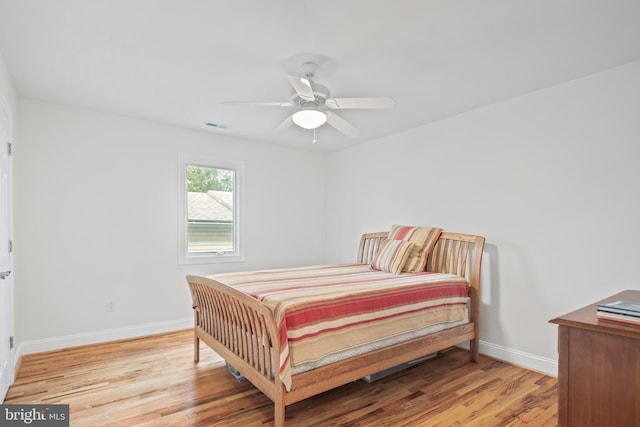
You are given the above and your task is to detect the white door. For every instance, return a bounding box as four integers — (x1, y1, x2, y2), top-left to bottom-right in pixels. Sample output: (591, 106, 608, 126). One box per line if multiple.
(0, 100, 13, 402)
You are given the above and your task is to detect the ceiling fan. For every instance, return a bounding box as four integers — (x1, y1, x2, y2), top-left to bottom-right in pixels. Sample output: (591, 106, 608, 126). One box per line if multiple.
(225, 62, 395, 140)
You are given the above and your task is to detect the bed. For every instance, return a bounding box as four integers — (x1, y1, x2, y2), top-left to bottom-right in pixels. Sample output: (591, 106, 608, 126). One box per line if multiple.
(187, 227, 485, 426)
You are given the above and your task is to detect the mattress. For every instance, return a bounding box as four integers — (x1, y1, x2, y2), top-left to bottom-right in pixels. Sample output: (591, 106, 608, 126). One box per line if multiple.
(208, 263, 469, 391)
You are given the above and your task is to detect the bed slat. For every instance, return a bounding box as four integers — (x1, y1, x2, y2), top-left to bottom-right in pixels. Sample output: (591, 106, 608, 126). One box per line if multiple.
(357, 232, 387, 264)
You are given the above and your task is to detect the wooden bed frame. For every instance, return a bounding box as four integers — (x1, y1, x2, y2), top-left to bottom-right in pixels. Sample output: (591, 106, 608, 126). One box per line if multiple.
(187, 231, 485, 426)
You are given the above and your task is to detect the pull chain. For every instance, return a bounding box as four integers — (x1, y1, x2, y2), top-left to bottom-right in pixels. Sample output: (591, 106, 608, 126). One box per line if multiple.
(312, 128, 317, 144)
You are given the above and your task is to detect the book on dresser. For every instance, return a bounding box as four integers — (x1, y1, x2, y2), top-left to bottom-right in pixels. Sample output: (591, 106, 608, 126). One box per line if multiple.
(597, 300, 640, 325)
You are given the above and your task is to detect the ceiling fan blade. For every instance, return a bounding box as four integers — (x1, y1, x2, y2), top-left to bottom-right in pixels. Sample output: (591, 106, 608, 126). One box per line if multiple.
(223, 100, 293, 107)
(325, 97, 395, 109)
(276, 114, 293, 132)
(326, 111, 361, 138)
(287, 75, 315, 101)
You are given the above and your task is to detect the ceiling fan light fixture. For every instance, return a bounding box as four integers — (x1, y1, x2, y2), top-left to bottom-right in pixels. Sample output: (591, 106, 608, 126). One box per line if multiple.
(292, 109, 327, 129)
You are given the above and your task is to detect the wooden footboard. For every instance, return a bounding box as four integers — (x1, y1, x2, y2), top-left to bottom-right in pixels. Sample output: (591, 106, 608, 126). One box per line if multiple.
(188, 230, 484, 426)
(187, 276, 284, 407)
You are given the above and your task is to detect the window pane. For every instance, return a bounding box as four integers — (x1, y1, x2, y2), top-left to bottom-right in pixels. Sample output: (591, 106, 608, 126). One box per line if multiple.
(186, 164, 235, 253)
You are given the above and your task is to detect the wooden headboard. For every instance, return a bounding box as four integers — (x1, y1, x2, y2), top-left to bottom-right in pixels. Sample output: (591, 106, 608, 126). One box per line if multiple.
(357, 231, 484, 280)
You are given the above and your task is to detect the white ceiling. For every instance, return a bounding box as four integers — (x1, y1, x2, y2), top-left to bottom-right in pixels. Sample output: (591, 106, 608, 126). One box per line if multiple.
(1, 1, 639, 152)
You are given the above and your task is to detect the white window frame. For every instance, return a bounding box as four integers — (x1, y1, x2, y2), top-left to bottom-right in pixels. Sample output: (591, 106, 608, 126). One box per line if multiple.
(178, 152, 245, 265)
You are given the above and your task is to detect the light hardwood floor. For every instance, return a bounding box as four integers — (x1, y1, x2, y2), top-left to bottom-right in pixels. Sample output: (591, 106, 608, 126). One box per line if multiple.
(4, 330, 558, 426)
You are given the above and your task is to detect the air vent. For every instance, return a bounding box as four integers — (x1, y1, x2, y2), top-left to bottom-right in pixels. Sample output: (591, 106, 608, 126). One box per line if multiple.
(205, 122, 228, 129)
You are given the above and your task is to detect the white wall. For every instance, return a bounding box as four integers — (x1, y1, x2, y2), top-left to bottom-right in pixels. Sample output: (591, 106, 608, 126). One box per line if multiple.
(0, 52, 16, 113)
(326, 60, 640, 375)
(13, 99, 327, 353)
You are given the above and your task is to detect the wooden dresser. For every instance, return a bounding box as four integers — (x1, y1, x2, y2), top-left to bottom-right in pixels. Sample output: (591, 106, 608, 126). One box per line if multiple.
(549, 289, 640, 427)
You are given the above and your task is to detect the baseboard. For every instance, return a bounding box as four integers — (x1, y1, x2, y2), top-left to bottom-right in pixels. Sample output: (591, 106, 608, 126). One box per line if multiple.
(478, 340, 558, 377)
(14, 318, 192, 369)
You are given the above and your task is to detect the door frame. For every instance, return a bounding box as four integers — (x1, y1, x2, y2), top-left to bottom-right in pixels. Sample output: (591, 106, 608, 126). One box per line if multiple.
(0, 95, 14, 402)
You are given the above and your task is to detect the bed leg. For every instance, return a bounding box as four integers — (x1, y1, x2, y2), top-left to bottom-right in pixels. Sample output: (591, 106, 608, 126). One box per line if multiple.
(274, 403, 285, 427)
(194, 330, 200, 363)
(470, 338, 479, 362)
(273, 382, 286, 427)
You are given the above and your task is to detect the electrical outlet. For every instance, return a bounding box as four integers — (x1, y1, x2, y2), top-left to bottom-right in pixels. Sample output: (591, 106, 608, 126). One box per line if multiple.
(106, 301, 115, 312)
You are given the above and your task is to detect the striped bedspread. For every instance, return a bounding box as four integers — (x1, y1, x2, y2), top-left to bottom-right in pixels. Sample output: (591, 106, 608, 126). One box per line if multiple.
(208, 264, 469, 391)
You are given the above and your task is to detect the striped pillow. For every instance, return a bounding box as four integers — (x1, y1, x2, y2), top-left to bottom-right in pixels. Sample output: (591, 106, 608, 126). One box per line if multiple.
(370, 239, 415, 274)
(388, 225, 442, 273)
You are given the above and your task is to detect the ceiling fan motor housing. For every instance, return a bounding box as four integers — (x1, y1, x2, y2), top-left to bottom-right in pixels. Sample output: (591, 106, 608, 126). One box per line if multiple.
(291, 81, 330, 108)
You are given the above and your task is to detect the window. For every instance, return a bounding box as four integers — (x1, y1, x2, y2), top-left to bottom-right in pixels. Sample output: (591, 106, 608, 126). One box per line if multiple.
(178, 153, 244, 264)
